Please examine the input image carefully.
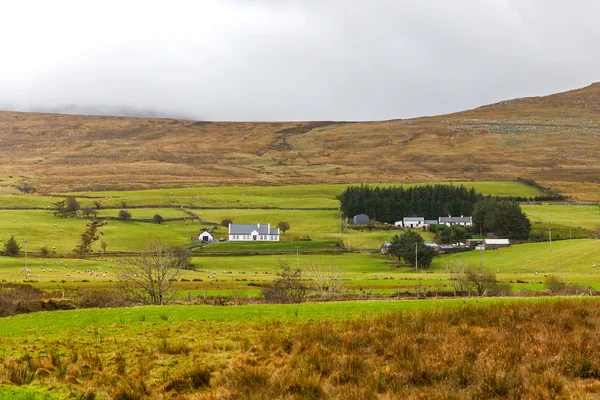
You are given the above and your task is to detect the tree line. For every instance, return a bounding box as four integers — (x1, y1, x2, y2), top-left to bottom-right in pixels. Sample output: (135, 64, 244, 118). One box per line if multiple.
(337, 184, 482, 222)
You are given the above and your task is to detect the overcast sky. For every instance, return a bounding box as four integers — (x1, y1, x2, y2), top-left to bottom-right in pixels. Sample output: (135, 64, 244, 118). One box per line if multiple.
(1, 0, 599, 121)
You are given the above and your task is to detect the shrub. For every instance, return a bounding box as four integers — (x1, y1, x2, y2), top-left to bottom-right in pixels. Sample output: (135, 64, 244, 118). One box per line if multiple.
(545, 274, 567, 293)
(119, 209, 132, 220)
(152, 214, 164, 224)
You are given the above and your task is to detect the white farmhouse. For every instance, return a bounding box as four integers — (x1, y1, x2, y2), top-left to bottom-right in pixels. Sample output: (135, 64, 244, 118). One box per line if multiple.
(403, 217, 425, 228)
(438, 216, 473, 227)
(228, 223, 280, 241)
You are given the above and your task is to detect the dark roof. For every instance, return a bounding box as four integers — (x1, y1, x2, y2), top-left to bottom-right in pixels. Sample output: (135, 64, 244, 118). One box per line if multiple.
(439, 216, 472, 223)
(229, 223, 278, 235)
(353, 214, 369, 224)
(424, 220, 438, 225)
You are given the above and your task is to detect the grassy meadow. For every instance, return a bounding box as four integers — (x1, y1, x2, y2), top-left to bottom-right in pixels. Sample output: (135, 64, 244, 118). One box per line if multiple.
(2, 240, 599, 296)
(0, 180, 545, 209)
(0, 180, 597, 292)
(522, 203, 600, 230)
(1, 299, 600, 398)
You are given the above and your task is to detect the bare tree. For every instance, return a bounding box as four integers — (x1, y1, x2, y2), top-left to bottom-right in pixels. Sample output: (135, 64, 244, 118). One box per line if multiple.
(118, 241, 185, 305)
(262, 260, 307, 303)
(305, 261, 346, 298)
(452, 264, 501, 296)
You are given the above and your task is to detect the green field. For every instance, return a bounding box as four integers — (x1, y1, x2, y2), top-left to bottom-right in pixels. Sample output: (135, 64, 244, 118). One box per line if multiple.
(0, 210, 207, 253)
(2, 240, 599, 295)
(199, 240, 340, 253)
(0, 297, 571, 341)
(522, 203, 600, 230)
(0, 180, 540, 209)
(95, 207, 190, 219)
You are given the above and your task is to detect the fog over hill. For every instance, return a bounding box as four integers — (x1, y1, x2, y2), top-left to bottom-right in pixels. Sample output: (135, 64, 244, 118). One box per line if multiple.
(1, 1, 600, 121)
(0, 104, 194, 120)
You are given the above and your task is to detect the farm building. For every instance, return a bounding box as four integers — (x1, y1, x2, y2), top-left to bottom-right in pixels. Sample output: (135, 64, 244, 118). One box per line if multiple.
(424, 220, 438, 227)
(484, 238, 510, 250)
(380, 242, 391, 254)
(438, 215, 473, 227)
(199, 231, 213, 242)
(353, 214, 369, 225)
(403, 217, 424, 228)
(228, 223, 279, 241)
(424, 242, 440, 252)
(466, 239, 484, 248)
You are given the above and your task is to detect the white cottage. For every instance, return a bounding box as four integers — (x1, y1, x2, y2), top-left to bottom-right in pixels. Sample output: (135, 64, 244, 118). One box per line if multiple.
(438, 216, 473, 227)
(403, 217, 425, 228)
(199, 230, 213, 242)
(228, 223, 279, 241)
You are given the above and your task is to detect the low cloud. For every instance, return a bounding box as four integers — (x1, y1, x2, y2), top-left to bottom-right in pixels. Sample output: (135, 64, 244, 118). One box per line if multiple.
(0, 0, 598, 121)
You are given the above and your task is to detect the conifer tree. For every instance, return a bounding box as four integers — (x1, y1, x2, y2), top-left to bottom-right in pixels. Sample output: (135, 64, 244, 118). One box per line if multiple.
(3, 235, 21, 256)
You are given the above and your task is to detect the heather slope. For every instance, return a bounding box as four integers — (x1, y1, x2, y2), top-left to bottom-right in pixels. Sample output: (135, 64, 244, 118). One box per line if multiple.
(1, 83, 599, 199)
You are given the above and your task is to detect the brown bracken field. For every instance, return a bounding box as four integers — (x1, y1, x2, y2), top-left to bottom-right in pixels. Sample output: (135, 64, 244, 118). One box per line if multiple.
(0, 83, 599, 200)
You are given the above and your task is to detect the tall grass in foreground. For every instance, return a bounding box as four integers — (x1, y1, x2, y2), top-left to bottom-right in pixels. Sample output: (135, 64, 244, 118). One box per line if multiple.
(2, 300, 600, 398)
(211, 300, 600, 399)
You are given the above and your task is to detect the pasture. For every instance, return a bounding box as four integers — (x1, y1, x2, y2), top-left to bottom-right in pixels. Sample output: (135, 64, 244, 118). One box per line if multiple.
(2, 240, 600, 295)
(522, 203, 600, 230)
(54, 180, 545, 209)
(0, 210, 204, 253)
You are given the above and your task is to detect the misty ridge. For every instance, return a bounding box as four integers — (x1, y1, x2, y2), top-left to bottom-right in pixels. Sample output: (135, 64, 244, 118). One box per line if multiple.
(0, 104, 195, 120)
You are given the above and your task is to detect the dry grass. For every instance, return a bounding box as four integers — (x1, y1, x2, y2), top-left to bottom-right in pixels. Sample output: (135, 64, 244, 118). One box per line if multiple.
(2, 300, 600, 398)
(206, 300, 600, 399)
(1, 83, 599, 200)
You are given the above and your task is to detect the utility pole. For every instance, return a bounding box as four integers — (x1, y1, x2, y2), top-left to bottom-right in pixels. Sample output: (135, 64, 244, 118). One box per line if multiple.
(23, 239, 28, 271)
(479, 242, 483, 271)
(569, 222, 572, 240)
(295, 246, 300, 270)
(415, 243, 418, 272)
(549, 222, 552, 251)
(479, 224, 483, 271)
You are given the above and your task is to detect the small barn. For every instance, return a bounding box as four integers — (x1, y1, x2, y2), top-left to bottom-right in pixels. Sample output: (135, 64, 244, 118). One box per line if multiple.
(353, 214, 369, 225)
(380, 242, 392, 254)
(199, 231, 214, 242)
(484, 238, 510, 250)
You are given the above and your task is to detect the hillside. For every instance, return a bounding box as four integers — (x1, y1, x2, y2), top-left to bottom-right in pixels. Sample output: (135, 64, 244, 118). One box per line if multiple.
(1, 83, 599, 199)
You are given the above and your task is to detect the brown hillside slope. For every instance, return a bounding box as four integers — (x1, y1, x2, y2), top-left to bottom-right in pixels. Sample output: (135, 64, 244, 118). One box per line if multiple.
(0, 83, 599, 199)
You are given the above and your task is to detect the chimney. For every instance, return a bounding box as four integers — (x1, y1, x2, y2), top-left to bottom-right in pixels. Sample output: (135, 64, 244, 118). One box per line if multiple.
(461, 215, 463, 218)
(257, 223, 260, 228)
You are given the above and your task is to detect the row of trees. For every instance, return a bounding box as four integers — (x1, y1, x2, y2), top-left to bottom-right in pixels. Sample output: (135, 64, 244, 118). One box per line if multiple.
(387, 231, 437, 269)
(338, 184, 482, 223)
(339, 185, 531, 240)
